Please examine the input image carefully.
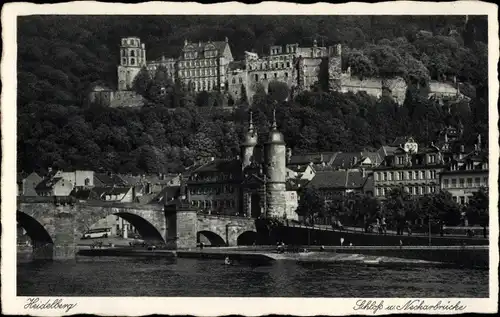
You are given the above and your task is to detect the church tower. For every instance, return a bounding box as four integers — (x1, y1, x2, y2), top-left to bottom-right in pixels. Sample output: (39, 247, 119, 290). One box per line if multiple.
(264, 110, 287, 218)
(241, 110, 258, 169)
(117, 37, 147, 91)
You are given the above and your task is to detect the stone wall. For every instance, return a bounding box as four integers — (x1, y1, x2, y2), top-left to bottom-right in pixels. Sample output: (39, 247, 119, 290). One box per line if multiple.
(110, 91, 145, 108)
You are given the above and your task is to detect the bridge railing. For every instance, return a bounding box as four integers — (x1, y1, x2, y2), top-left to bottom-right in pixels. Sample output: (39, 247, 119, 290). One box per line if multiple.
(196, 211, 255, 221)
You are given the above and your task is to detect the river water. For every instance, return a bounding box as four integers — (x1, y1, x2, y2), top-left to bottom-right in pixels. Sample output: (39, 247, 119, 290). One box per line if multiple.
(17, 257, 488, 297)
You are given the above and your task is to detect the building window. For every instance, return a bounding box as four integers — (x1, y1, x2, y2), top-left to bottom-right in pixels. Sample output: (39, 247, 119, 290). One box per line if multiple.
(408, 172, 413, 180)
(429, 155, 436, 164)
(467, 178, 472, 187)
(443, 179, 449, 188)
(414, 171, 418, 180)
(274, 73, 278, 78)
(430, 186, 436, 193)
(459, 178, 465, 188)
(381, 188, 385, 196)
(451, 179, 457, 187)
(460, 196, 465, 204)
(430, 170, 436, 179)
(374, 173, 379, 181)
(287, 62, 291, 67)
(419, 186, 424, 195)
(399, 172, 404, 180)
(255, 74, 259, 81)
(483, 177, 488, 186)
(474, 177, 481, 187)
(388, 172, 392, 181)
(131, 58, 135, 65)
(264, 73, 267, 80)
(382, 172, 387, 181)
(232, 78, 236, 84)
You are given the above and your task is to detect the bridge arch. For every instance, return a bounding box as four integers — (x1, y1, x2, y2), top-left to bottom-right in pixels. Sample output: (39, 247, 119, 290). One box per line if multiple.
(85, 212, 165, 243)
(236, 231, 257, 245)
(17, 211, 54, 259)
(197, 230, 226, 246)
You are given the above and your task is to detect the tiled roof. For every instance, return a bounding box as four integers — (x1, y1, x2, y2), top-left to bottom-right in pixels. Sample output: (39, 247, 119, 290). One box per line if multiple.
(35, 177, 63, 191)
(287, 164, 310, 173)
(306, 170, 367, 189)
(94, 173, 127, 186)
(228, 61, 245, 71)
(288, 152, 338, 165)
(378, 146, 398, 157)
(182, 40, 227, 56)
(286, 178, 311, 191)
(192, 158, 241, 173)
(93, 186, 131, 199)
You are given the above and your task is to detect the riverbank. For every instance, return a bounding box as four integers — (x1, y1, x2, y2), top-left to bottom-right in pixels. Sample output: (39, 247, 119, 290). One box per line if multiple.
(73, 245, 488, 268)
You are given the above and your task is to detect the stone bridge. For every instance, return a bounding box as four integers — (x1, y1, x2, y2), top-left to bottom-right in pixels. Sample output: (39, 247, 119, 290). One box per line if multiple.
(17, 198, 256, 260)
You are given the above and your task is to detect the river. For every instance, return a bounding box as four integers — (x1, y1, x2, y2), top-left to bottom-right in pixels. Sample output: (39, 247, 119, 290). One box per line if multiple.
(17, 256, 488, 297)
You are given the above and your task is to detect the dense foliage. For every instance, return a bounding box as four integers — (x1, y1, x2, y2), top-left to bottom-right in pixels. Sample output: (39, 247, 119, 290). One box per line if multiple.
(17, 16, 488, 174)
(298, 187, 488, 228)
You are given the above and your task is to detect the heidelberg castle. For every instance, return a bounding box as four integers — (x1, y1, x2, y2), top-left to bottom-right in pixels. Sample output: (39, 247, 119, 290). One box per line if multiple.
(89, 36, 467, 108)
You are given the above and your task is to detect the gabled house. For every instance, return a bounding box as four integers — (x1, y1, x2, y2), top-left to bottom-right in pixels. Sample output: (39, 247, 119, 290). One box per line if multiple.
(35, 177, 73, 197)
(17, 172, 43, 196)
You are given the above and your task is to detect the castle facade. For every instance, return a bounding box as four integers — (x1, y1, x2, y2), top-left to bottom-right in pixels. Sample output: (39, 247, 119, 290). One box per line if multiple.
(112, 36, 464, 107)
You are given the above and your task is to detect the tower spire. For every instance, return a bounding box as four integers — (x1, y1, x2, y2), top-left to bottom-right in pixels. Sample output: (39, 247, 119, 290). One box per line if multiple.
(248, 109, 254, 133)
(271, 109, 277, 130)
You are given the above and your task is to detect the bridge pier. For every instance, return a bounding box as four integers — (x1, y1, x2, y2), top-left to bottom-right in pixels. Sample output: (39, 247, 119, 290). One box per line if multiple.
(165, 202, 198, 249)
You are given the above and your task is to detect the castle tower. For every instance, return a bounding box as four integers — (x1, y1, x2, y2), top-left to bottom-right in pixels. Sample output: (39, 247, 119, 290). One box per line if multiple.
(264, 109, 287, 218)
(328, 43, 342, 91)
(117, 37, 147, 91)
(241, 110, 258, 169)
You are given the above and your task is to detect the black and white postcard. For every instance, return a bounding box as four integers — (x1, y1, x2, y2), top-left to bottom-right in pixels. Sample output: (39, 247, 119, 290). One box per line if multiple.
(1, 1, 498, 315)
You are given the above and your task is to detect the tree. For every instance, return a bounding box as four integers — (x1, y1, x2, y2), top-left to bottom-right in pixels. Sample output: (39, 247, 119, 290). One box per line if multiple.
(132, 66, 152, 97)
(268, 80, 290, 103)
(344, 49, 377, 79)
(296, 187, 325, 225)
(466, 187, 489, 227)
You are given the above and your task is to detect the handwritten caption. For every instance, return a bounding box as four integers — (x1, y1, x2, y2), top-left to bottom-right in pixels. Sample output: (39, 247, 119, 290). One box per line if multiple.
(25, 297, 77, 313)
(354, 299, 467, 314)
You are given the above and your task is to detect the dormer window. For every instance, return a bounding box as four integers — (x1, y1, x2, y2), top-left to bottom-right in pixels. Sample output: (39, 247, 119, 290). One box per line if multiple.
(397, 156, 404, 165)
(428, 154, 436, 164)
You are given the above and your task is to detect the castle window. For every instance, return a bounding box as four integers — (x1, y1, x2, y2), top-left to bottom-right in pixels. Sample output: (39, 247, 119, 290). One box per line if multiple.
(275, 62, 279, 68)
(122, 58, 127, 64)
(284, 72, 288, 78)
(255, 74, 259, 81)
(130, 50, 135, 57)
(281, 63, 284, 68)
(131, 58, 135, 65)
(287, 62, 291, 67)
(274, 73, 278, 78)
(264, 74, 267, 80)
(121, 49, 126, 57)
(239, 77, 243, 83)
(232, 78, 236, 84)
